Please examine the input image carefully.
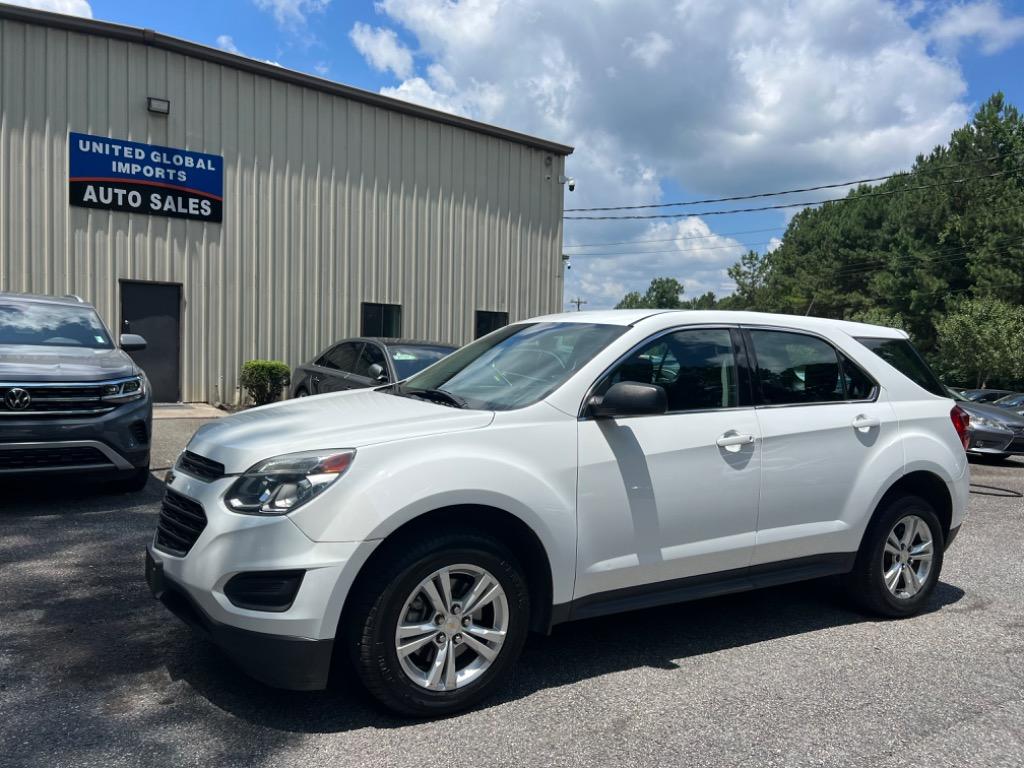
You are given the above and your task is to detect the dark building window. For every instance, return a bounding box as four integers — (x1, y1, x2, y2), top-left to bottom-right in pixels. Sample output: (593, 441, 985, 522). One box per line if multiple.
(475, 310, 509, 339)
(362, 303, 402, 337)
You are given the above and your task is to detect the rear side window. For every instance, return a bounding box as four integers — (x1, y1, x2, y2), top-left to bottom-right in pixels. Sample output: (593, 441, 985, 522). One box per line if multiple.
(840, 353, 876, 400)
(749, 330, 845, 405)
(322, 342, 362, 373)
(856, 337, 946, 397)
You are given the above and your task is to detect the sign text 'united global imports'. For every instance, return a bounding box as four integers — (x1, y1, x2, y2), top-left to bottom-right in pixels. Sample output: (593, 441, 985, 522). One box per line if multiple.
(68, 132, 223, 223)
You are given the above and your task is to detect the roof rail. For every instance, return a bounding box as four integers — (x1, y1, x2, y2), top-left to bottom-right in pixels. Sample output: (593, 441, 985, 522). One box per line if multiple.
(63, 294, 86, 303)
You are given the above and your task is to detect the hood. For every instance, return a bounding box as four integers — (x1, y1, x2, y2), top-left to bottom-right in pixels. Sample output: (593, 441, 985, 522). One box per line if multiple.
(959, 400, 1024, 427)
(186, 389, 494, 473)
(0, 345, 136, 381)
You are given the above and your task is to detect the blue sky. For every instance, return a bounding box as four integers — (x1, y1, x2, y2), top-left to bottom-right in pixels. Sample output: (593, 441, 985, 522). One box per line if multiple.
(27, 0, 1024, 308)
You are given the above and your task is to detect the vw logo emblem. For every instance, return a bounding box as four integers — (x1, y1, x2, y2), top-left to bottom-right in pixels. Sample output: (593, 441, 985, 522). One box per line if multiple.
(4, 387, 31, 410)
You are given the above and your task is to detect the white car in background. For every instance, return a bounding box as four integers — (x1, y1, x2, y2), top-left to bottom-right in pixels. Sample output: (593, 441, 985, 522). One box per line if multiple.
(146, 310, 969, 716)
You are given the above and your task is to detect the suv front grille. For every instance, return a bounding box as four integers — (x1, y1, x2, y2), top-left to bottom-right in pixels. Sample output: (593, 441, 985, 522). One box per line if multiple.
(176, 451, 225, 482)
(0, 446, 112, 471)
(0, 382, 118, 417)
(154, 490, 208, 556)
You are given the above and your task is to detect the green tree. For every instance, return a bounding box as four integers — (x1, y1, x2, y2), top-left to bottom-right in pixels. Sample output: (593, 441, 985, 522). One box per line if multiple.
(935, 297, 1024, 387)
(722, 91, 1024, 375)
(847, 308, 908, 332)
(616, 277, 686, 309)
(721, 250, 771, 310)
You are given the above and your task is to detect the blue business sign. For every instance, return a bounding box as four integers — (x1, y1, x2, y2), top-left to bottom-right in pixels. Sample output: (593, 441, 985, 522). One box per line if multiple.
(69, 131, 223, 223)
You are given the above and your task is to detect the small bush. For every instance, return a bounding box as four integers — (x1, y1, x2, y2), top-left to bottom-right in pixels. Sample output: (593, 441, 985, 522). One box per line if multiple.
(239, 360, 291, 406)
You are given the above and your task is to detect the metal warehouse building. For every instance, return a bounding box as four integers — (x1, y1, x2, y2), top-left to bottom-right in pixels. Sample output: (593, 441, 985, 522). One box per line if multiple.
(0, 5, 572, 402)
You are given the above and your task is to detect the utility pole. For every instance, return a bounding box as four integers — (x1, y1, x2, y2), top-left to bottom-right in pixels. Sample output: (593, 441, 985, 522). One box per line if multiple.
(570, 297, 587, 311)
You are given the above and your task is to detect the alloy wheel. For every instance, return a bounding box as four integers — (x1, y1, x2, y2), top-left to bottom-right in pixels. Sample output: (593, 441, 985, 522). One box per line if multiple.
(881, 514, 934, 599)
(394, 564, 509, 691)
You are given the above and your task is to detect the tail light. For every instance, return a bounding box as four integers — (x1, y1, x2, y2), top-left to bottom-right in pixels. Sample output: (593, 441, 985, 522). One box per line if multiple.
(951, 405, 970, 450)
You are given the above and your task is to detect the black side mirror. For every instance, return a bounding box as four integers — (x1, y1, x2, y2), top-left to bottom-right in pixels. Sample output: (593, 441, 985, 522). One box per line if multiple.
(120, 333, 147, 352)
(589, 382, 667, 418)
(368, 363, 389, 383)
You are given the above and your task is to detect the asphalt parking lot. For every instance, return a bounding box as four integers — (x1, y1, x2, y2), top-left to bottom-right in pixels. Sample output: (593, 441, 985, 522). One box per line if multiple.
(2, 418, 1023, 768)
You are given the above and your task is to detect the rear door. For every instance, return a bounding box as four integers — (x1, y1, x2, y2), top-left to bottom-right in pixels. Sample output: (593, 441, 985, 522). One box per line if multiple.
(745, 327, 898, 566)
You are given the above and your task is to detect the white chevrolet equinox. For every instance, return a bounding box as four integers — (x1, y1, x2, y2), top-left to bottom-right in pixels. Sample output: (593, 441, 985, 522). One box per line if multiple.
(146, 310, 970, 716)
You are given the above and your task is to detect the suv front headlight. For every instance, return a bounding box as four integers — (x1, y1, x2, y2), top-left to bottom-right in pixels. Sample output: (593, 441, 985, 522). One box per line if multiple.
(101, 376, 145, 403)
(225, 449, 355, 515)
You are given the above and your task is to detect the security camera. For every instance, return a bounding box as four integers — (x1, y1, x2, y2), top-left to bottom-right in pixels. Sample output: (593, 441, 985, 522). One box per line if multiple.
(568, 178, 576, 192)
(559, 175, 576, 191)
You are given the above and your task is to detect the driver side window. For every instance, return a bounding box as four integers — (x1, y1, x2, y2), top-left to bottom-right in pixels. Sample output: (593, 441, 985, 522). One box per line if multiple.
(598, 328, 740, 412)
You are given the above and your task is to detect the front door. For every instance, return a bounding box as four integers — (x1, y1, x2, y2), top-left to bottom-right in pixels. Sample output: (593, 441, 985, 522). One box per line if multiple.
(575, 327, 761, 604)
(316, 342, 364, 393)
(120, 281, 181, 402)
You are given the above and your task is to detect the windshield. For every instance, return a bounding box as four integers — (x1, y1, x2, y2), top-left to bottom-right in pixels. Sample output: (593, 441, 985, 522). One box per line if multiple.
(389, 344, 456, 379)
(856, 337, 946, 397)
(0, 301, 113, 349)
(400, 322, 627, 410)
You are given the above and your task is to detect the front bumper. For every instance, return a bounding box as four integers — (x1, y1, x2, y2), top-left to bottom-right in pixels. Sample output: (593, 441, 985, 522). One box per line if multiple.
(146, 548, 334, 690)
(146, 468, 379, 688)
(0, 396, 151, 474)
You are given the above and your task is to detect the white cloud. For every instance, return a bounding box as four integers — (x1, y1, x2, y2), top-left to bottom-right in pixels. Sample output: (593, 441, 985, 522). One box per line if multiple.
(355, 0, 1017, 307)
(929, 1, 1024, 55)
(5, 0, 92, 17)
(349, 22, 414, 79)
(566, 218, 749, 308)
(625, 31, 673, 68)
(313, 61, 330, 76)
(254, 0, 330, 28)
(216, 34, 241, 54)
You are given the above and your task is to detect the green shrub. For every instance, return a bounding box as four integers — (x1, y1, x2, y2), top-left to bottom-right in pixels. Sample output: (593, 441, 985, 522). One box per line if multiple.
(239, 360, 291, 406)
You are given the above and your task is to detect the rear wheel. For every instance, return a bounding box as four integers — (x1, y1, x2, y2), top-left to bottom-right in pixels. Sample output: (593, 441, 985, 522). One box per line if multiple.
(346, 531, 529, 717)
(845, 494, 944, 617)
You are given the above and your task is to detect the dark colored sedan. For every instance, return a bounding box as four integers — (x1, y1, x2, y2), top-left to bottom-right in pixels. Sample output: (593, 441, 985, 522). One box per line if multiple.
(993, 392, 1024, 415)
(949, 388, 1024, 462)
(960, 388, 1015, 403)
(290, 337, 457, 397)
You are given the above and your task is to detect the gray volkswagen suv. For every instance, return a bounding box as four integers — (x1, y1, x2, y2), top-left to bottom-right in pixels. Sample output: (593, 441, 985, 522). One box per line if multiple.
(0, 292, 152, 491)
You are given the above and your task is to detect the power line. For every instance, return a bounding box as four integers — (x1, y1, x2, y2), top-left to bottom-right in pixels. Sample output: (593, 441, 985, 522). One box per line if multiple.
(564, 151, 1022, 213)
(564, 170, 1018, 221)
(566, 240, 776, 259)
(562, 226, 786, 249)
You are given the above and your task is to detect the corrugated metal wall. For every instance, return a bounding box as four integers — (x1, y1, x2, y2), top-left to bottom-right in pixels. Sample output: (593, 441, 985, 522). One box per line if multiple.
(0, 17, 566, 402)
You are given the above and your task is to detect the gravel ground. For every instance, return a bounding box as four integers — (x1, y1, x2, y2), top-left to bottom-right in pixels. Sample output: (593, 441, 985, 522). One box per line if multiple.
(2, 418, 1023, 768)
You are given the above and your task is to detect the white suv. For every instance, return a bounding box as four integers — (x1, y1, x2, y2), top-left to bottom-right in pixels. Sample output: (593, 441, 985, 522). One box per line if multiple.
(146, 310, 969, 716)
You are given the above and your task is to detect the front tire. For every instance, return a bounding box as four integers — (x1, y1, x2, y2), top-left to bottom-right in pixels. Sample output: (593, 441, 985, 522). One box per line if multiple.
(346, 531, 530, 717)
(845, 494, 944, 618)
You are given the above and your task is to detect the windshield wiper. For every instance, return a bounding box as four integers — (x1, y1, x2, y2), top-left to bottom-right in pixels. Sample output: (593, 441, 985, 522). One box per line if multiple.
(404, 388, 467, 409)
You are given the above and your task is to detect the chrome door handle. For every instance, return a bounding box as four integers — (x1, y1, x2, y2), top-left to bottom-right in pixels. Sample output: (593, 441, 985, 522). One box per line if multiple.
(716, 433, 755, 449)
(852, 415, 880, 431)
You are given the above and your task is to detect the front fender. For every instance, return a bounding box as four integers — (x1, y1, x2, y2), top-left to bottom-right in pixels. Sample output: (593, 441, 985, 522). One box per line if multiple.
(288, 418, 579, 605)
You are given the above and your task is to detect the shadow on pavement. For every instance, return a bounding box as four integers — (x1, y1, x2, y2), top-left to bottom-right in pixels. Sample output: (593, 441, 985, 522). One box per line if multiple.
(170, 574, 965, 732)
(0, 477, 968, 762)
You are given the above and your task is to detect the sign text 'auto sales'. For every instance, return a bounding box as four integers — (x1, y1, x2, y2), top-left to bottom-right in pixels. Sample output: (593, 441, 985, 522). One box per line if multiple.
(68, 132, 223, 223)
